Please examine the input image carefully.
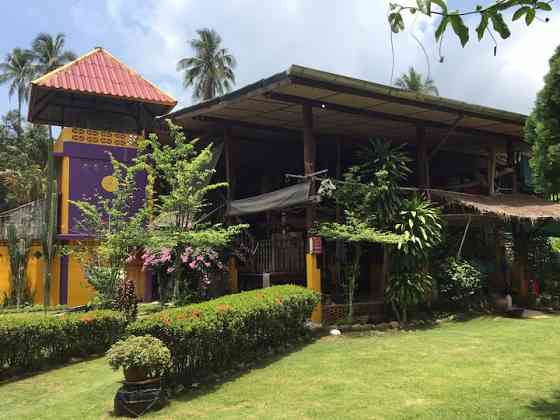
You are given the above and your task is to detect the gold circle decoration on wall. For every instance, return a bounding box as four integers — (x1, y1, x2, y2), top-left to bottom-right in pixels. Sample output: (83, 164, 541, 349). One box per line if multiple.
(101, 175, 118, 193)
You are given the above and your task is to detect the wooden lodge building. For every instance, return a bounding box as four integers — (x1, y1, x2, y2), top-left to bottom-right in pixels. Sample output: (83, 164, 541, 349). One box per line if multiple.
(3, 48, 560, 323)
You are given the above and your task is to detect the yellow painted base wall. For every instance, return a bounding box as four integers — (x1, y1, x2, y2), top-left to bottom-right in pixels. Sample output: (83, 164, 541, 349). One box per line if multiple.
(306, 253, 322, 323)
(0, 243, 148, 307)
(0, 244, 59, 305)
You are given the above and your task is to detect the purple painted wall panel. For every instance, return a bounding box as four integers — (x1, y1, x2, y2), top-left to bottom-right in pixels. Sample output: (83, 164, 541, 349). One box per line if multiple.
(64, 142, 137, 162)
(66, 142, 147, 234)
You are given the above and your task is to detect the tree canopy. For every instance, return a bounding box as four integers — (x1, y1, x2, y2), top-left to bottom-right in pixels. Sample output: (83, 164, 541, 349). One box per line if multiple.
(177, 28, 237, 101)
(526, 45, 560, 195)
(394, 67, 439, 95)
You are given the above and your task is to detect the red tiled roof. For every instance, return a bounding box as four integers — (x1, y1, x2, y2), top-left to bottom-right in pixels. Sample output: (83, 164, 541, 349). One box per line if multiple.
(32, 47, 177, 107)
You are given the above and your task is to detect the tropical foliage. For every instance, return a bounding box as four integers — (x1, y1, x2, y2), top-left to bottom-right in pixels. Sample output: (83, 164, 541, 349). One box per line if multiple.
(31, 33, 76, 75)
(177, 28, 236, 101)
(4, 224, 34, 308)
(434, 256, 487, 304)
(69, 157, 149, 305)
(0, 48, 35, 123)
(316, 139, 442, 322)
(394, 67, 439, 95)
(31, 32, 76, 308)
(388, 1, 553, 48)
(137, 120, 246, 303)
(0, 113, 49, 210)
(526, 45, 560, 195)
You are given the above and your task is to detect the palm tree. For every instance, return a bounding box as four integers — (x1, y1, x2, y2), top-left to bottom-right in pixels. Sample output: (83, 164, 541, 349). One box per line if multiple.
(31, 32, 75, 309)
(394, 67, 439, 96)
(31, 33, 76, 75)
(0, 48, 36, 124)
(177, 28, 236, 101)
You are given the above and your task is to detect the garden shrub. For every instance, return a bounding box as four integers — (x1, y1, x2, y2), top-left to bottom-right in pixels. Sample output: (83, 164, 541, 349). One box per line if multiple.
(127, 285, 320, 384)
(0, 310, 126, 378)
(435, 257, 487, 306)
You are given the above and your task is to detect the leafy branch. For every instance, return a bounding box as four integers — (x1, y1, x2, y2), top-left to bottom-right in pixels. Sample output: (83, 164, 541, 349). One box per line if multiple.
(389, 0, 553, 48)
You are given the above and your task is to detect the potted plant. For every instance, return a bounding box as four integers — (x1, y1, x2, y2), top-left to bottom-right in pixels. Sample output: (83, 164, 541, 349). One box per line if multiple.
(107, 335, 171, 382)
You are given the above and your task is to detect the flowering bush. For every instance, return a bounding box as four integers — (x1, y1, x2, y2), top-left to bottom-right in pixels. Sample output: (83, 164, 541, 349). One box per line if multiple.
(140, 246, 226, 303)
(107, 335, 171, 378)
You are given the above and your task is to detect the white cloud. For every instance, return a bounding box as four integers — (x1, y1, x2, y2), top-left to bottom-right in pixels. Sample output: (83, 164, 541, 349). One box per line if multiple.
(67, 0, 559, 115)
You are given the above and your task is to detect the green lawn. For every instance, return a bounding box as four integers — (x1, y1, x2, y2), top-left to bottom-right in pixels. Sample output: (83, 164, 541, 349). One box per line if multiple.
(2, 316, 560, 419)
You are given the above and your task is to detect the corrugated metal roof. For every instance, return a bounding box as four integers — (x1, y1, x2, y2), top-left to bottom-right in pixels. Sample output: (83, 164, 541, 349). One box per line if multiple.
(32, 47, 177, 106)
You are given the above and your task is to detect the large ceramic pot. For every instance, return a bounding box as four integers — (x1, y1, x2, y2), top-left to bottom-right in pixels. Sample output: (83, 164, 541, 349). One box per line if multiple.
(123, 367, 150, 383)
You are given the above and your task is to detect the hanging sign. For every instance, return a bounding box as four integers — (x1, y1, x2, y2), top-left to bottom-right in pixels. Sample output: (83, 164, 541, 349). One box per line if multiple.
(309, 236, 323, 255)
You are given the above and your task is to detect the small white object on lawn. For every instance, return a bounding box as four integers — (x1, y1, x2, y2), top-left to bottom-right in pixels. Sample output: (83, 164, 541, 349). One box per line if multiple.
(330, 329, 342, 336)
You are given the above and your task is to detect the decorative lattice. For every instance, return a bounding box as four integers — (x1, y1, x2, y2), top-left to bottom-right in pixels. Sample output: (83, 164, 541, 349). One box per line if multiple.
(71, 128, 139, 148)
(323, 301, 385, 325)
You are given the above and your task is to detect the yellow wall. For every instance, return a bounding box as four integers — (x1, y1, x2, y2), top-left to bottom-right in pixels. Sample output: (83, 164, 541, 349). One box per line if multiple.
(0, 244, 59, 305)
(306, 253, 322, 323)
(127, 263, 145, 301)
(60, 156, 70, 234)
(66, 255, 95, 306)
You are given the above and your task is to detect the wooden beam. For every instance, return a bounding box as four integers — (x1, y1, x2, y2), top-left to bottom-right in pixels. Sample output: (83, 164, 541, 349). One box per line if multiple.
(266, 91, 518, 143)
(487, 144, 497, 195)
(507, 139, 518, 193)
(416, 126, 429, 188)
(428, 114, 463, 161)
(224, 125, 237, 202)
(288, 75, 525, 128)
(194, 115, 300, 137)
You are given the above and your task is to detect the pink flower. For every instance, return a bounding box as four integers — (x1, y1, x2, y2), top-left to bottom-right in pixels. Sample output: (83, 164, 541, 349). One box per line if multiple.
(204, 262, 210, 268)
(160, 248, 172, 262)
(189, 261, 197, 269)
(167, 266, 175, 273)
(196, 255, 204, 261)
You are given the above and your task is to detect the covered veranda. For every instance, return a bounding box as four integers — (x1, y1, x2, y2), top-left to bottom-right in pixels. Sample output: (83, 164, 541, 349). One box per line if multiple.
(165, 64, 538, 323)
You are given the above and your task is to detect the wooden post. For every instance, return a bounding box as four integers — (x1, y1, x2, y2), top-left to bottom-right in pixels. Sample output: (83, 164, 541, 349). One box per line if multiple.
(494, 225, 505, 291)
(302, 105, 321, 323)
(416, 125, 429, 188)
(227, 256, 239, 293)
(335, 139, 343, 298)
(513, 220, 529, 304)
(224, 125, 238, 202)
(302, 105, 316, 178)
(487, 144, 497, 195)
(302, 104, 316, 229)
(507, 140, 518, 193)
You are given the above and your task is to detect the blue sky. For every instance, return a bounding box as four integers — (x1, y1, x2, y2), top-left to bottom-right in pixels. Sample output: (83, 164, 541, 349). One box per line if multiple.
(1, 1, 559, 119)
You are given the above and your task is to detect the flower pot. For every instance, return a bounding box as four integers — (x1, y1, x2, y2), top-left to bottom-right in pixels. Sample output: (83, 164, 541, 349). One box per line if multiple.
(124, 367, 149, 383)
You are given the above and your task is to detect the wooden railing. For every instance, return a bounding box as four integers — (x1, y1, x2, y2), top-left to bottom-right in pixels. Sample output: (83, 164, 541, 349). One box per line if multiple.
(254, 232, 305, 273)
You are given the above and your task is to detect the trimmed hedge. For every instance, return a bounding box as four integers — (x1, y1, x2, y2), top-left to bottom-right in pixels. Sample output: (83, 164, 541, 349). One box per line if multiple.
(127, 285, 320, 383)
(0, 310, 126, 378)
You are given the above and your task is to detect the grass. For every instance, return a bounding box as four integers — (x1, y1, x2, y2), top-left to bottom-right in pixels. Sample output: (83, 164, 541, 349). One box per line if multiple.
(2, 315, 560, 419)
